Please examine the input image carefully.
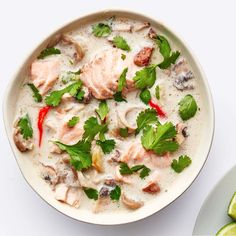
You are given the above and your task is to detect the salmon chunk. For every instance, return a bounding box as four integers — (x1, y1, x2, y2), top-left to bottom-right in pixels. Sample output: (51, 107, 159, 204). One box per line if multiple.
(80, 48, 139, 99)
(30, 58, 61, 95)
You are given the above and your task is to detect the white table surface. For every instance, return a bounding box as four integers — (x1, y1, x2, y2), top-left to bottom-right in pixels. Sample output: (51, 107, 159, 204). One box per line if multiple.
(0, 0, 235, 235)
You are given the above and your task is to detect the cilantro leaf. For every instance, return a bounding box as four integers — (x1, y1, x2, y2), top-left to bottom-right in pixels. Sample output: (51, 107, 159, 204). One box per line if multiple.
(82, 117, 108, 142)
(54, 140, 92, 171)
(155, 35, 180, 69)
(75, 90, 85, 102)
(67, 116, 79, 128)
(141, 122, 179, 155)
(119, 127, 129, 137)
(60, 71, 80, 84)
(38, 47, 61, 59)
(171, 155, 192, 173)
(136, 108, 158, 134)
(117, 68, 128, 92)
(119, 163, 151, 179)
(119, 163, 133, 175)
(110, 185, 121, 201)
(18, 114, 33, 140)
(96, 139, 115, 154)
(121, 54, 126, 60)
(27, 83, 42, 102)
(92, 23, 111, 37)
(158, 51, 180, 69)
(112, 36, 131, 51)
(96, 101, 109, 121)
(178, 94, 198, 120)
(83, 188, 98, 200)
(139, 166, 151, 179)
(139, 89, 151, 104)
(133, 64, 157, 89)
(45, 81, 82, 107)
(155, 85, 160, 100)
(114, 91, 127, 102)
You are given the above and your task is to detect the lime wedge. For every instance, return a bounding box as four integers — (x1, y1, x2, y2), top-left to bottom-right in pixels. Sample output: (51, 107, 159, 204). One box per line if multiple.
(216, 222, 236, 236)
(228, 192, 236, 220)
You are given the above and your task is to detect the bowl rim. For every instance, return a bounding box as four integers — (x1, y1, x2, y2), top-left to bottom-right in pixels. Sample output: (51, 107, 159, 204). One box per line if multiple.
(2, 9, 215, 226)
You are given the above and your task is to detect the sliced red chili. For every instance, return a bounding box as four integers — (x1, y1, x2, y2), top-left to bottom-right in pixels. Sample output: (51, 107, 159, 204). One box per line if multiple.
(38, 106, 51, 147)
(148, 100, 166, 117)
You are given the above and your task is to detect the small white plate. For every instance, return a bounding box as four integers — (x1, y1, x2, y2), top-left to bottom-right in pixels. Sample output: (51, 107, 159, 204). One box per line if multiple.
(193, 165, 236, 235)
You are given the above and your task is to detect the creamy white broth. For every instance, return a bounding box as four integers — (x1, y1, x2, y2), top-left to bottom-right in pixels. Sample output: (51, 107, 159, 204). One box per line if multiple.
(13, 16, 204, 213)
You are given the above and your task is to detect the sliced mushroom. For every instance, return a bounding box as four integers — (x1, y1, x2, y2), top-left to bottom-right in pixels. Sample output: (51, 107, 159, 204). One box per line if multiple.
(77, 171, 96, 188)
(112, 23, 132, 32)
(114, 166, 131, 184)
(66, 187, 81, 208)
(13, 125, 33, 152)
(132, 22, 150, 32)
(41, 164, 59, 188)
(142, 182, 160, 194)
(61, 34, 84, 63)
(175, 123, 188, 145)
(93, 197, 111, 213)
(55, 183, 69, 202)
(148, 28, 157, 40)
(92, 146, 104, 173)
(121, 193, 144, 210)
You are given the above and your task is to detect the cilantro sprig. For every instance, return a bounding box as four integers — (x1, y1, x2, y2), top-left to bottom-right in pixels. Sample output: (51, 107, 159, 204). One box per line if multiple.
(45, 81, 82, 107)
(92, 23, 112, 37)
(112, 36, 131, 51)
(141, 122, 179, 155)
(38, 47, 61, 59)
(96, 139, 115, 154)
(136, 108, 158, 134)
(18, 114, 33, 140)
(96, 101, 109, 121)
(119, 163, 151, 179)
(114, 68, 128, 102)
(67, 116, 79, 128)
(155, 35, 180, 69)
(171, 155, 192, 173)
(110, 185, 121, 201)
(139, 89, 151, 104)
(27, 83, 42, 102)
(83, 188, 98, 200)
(53, 140, 92, 171)
(133, 64, 157, 89)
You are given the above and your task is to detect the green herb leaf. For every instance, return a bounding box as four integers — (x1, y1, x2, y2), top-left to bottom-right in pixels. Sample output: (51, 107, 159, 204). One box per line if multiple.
(67, 116, 79, 128)
(136, 108, 158, 134)
(117, 68, 128, 92)
(121, 54, 126, 60)
(155, 85, 160, 100)
(96, 139, 115, 154)
(139, 166, 151, 179)
(171, 155, 192, 173)
(114, 91, 127, 102)
(141, 122, 179, 155)
(45, 81, 82, 107)
(140, 89, 151, 104)
(178, 94, 198, 120)
(27, 83, 42, 102)
(54, 140, 92, 170)
(119, 163, 151, 179)
(119, 163, 133, 175)
(133, 64, 157, 89)
(38, 47, 61, 59)
(155, 35, 180, 69)
(82, 117, 108, 142)
(112, 36, 131, 51)
(96, 101, 109, 121)
(60, 71, 80, 84)
(110, 185, 121, 201)
(75, 90, 85, 101)
(92, 23, 112, 37)
(158, 51, 180, 69)
(18, 114, 33, 140)
(83, 188, 98, 200)
(119, 127, 129, 137)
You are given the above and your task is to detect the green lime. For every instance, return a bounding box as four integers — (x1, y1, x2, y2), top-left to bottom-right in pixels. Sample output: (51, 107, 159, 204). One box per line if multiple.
(228, 192, 236, 220)
(216, 222, 236, 236)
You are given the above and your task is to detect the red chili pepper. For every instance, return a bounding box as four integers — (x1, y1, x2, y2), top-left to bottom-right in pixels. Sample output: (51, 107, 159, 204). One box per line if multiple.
(38, 106, 51, 147)
(148, 100, 166, 117)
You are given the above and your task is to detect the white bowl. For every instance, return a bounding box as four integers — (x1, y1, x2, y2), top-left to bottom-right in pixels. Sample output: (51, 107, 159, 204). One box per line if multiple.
(3, 10, 215, 225)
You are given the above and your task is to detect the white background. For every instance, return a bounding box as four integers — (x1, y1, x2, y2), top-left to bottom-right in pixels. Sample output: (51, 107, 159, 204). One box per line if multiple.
(0, 1, 235, 235)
